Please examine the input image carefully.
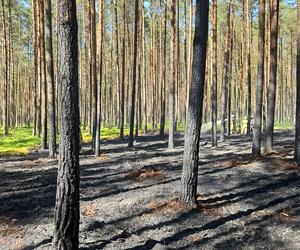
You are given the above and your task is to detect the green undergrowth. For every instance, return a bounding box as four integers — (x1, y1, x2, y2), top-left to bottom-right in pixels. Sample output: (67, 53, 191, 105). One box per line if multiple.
(0, 127, 40, 156)
(274, 121, 294, 130)
(0, 120, 295, 157)
(81, 126, 131, 143)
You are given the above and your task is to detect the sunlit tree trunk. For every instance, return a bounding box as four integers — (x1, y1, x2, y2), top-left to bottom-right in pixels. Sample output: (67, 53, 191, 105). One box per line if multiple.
(128, 0, 139, 147)
(294, 0, 300, 163)
(211, 0, 218, 147)
(265, 0, 279, 153)
(45, 0, 56, 157)
(1, 0, 9, 136)
(168, 0, 176, 149)
(95, 0, 104, 157)
(252, 0, 266, 156)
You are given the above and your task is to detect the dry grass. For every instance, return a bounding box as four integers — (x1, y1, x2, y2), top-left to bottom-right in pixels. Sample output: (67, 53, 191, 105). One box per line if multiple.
(272, 159, 300, 171)
(11, 242, 26, 250)
(0, 215, 25, 247)
(276, 212, 298, 221)
(250, 209, 274, 218)
(215, 158, 253, 169)
(124, 168, 165, 182)
(97, 154, 111, 161)
(226, 159, 252, 168)
(82, 204, 97, 218)
(146, 199, 187, 215)
(196, 205, 222, 217)
(263, 151, 289, 158)
(189, 234, 202, 245)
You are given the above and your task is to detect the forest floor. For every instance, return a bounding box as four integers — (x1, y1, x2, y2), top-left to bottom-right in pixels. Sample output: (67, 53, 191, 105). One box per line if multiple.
(0, 130, 300, 250)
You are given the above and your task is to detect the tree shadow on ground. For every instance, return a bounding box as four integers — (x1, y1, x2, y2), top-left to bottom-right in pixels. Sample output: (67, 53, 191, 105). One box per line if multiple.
(1, 131, 300, 249)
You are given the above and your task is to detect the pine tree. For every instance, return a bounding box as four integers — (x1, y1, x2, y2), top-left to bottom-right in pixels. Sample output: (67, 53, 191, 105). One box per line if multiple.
(180, 0, 209, 205)
(54, 0, 80, 247)
(252, 0, 266, 156)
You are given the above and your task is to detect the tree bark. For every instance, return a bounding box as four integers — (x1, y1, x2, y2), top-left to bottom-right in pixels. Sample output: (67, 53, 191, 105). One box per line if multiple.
(185, 0, 193, 118)
(54, 0, 80, 248)
(128, 0, 139, 147)
(1, 0, 9, 136)
(95, 0, 104, 157)
(265, 0, 279, 153)
(211, 0, 218, 147)
(168, 0, 176, 149)
(180, 0, 209, 205)
(32, 0, 38, 136)
(294, 0, 300, 163)
(220, 2, 232, 142)
(45, 0, 57, 158)
(246, 0, 252, 135)
(39, 0, 48, 150)
(159, 0, 166, 137)
(252, 0, 266, 156)
(89, 0, 97, 151)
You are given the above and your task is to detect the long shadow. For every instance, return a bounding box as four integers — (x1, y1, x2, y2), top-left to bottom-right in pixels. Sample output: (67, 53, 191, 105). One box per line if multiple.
(0, 168, 57, 223)
(83, 193, 300, 250)
(158, 193, 300, 246)
(198, 174, 300, 209)
(81, 177, 180, 202)
(177, 204, 292, 250)
(201, 172, 283, 197)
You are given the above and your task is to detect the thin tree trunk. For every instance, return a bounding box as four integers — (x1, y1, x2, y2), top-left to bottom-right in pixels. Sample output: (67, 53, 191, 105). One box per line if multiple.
(265, 0, 279, 153)
(39, 0, 48, 149)
(45, 0, 56, 158)
(32, 0, 38, 136)
(128, 0, 139, 147)
(95, 0, 104, 157)
(246, 0, 252, 135)
(252, 0, 266, 156)
(1, 0, 9, 136)
(89, 0, 97, 151)
(211, 0, 218, 147)
(295, 0, 300, 162)
(168, 0, 176, 149)
(159, 0, 166, 137)
(120, 0, 126, 141)
(185, 0, 193, 118)
(220, 2, 232, 141)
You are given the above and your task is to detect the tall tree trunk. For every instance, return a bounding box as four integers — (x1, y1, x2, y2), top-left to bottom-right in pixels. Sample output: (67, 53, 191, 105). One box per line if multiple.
(168, 0, 176, 149)
(128, 0, 139, 147)
(142, 3, 148, 134)
(295, 0, 300, 163)
(185, 0, 193, 118)
(252, 0, 266, 156)
(211, 0, 217, 147)
(54, 0, 80, 248)
(246, 0, 252, 135)
(265, 0, 279, 153)
(89, 0, 97, 151)
(45, 0, 57, 158)
(227, 2, 234, 137)
(180, 0, 209, 205)
(1, 0, 9, 136)
(120, 0, 126, 141)
(39, 0, 48, 149)
(114, 0, 121, 129)
(95, 0, 104, 157)
(220, 2, 232, 142)
(32, 0, 38, 136)
(159, 0, 166, 137)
